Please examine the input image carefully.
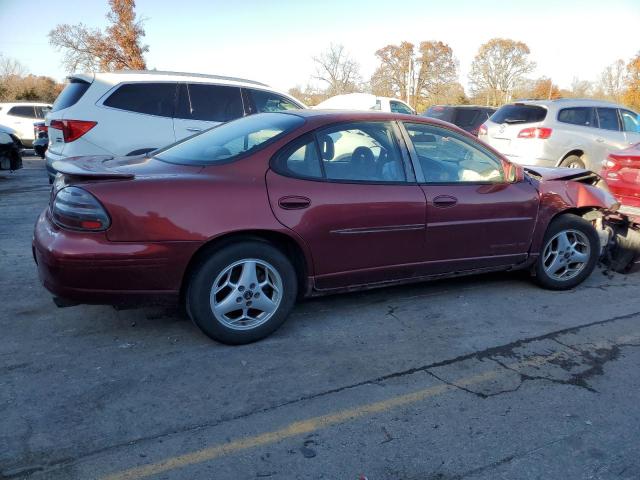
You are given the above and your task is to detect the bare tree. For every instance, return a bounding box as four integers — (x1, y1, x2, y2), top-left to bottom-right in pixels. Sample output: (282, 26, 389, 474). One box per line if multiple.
(469, 38, 535, 106)
(598, 59, 627, 103)
(568, 77, 593, 98)
(313, 44, 362, 96)
(371, 41, 458, 109)
(49, 0, 148, 72)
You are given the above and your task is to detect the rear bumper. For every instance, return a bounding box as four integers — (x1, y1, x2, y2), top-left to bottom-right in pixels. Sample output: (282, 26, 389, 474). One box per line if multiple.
(45, 150, 64, 181)
(32, 210, 200, 306)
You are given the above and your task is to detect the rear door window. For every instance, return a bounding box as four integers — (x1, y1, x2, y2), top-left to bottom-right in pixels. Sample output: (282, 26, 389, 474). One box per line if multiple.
(490, 104, 547, 124)
(453, 109, 480, 128)
(596, 107, 621, 131)
(557, 107, 596, 127)
(620, 109, 640, 133)
(52, 79, 90, 112)
(246, 89, 302, 114)
(424, 106, 454, 122)
(390, 101, 414, 115)
(7, 106, 35, 118)
(175, 83, 243, 122)
(104, 82, 177, 117)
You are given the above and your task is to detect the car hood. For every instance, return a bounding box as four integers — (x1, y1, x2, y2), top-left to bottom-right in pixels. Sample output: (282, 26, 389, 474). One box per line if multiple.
(52, 154, 197, 179)
(524, 166, 596, 182)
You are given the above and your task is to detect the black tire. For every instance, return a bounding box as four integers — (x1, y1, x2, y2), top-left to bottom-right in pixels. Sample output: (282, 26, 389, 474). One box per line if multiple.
(559, 154, 585, 169)
(186, 241, 298, 345)
(534, 214, 599, 290)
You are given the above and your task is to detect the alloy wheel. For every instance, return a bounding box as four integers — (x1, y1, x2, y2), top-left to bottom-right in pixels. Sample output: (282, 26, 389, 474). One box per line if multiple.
(542, 229, 591, 281)
(210, 259, 283, 330)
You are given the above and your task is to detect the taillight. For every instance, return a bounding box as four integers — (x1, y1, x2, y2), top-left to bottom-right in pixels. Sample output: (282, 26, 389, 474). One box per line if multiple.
(34, 124, 47, 136)
(518, 127, 552, 139)
(51, 186, 110, 231)
(49, 119, 97, 142)
(478, 124, 487, 135)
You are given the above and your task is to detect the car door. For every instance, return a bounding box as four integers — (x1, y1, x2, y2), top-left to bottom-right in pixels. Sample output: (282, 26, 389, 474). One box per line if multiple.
(173, 83, 245, 140)
(401, 121, 540, 274)
(7, 105, 36, 141)
(266, 121, 427, 290)
(620, 108, 640, 146)
(100, 82, 177, 155)
(587, 107, 628, 163)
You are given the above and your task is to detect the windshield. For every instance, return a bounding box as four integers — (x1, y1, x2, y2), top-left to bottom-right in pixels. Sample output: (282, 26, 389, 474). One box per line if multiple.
(155, 113, 304, 165)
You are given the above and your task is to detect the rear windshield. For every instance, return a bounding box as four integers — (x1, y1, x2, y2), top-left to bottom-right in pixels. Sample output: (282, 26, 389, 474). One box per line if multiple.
(154, 112, 304, 165)
(424, 106, 454, 122)
(491, 104, 547, 124)
(51, 79, 91, 112)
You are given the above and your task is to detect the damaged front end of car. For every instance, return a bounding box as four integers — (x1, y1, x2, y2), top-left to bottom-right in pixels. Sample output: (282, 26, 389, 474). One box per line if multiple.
(527, 166, 640, 274)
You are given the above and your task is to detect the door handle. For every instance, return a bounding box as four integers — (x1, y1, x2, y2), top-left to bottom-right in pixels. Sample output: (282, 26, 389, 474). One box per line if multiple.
(186, 127, 202, 132)
(432, 195, 457, 208)
(278, 196, 311, 210)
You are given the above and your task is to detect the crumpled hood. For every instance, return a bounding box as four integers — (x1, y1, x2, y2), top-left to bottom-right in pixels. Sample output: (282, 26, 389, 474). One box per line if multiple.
(524, 166, 596, 182)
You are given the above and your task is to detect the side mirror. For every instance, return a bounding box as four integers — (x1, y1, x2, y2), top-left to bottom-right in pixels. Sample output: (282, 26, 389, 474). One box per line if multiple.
(505, 162, 524, 183)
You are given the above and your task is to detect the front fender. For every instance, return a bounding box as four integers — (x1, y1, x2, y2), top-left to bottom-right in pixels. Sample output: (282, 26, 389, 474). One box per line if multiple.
(529, 179, 618, 255)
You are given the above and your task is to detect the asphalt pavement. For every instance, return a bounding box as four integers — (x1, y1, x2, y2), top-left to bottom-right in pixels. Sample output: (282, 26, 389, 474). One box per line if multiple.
(1, 157, 639, 480)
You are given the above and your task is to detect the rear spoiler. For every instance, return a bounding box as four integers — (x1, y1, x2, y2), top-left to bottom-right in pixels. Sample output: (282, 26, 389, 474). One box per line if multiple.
(52, 156, 134, 179)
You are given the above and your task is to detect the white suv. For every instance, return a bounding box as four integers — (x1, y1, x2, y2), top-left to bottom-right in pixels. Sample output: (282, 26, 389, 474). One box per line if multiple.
(0, 102, 51, 147)
(45, 71, 306, 181)
(479, 99, 640, 170)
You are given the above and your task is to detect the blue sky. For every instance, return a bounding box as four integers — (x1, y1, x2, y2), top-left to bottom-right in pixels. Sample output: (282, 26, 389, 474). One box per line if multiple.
(1, 0, 638, 92)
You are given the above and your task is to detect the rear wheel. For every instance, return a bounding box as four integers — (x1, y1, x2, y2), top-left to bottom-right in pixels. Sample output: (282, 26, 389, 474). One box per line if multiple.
(559, 154, 585, 169)
(534, 214, 599, 290)
(187, 241, 298, 345)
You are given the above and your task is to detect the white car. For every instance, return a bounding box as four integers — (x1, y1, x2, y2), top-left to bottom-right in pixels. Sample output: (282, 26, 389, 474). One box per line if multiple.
(0, 102, 51, 147)
(479, 99, 640, 170)
(45, 70, 306, 181)
(314, 93, 415, 115)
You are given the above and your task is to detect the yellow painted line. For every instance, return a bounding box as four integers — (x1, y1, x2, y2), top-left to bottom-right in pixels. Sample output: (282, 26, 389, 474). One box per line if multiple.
(101, 332, 640, 480)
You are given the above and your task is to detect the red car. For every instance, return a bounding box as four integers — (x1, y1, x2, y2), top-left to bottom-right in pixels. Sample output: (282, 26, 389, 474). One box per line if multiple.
(34, 111, 620, 344)
(602, 143, 640, 219)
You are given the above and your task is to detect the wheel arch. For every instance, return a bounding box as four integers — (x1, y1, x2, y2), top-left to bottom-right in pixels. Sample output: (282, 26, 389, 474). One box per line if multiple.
(556, 149, 585, 167)
(179, 229, 311, 303)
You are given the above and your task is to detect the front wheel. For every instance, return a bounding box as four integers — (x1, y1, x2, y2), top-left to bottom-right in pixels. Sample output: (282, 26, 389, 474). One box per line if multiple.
(559, 155, 585, 169)
(534, 214, 600, 290)
(187, 241, 298, 345)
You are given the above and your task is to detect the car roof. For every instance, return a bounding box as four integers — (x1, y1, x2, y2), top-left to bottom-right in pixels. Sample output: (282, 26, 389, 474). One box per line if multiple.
(282, 109, 463, 128)
(72, 70, 270, 88)
(0, 101, 52, 107)
(508, 98, 623, 108)
(429, 105, 496, 110)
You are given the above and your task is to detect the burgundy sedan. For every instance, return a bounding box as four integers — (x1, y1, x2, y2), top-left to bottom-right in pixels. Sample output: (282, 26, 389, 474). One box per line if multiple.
(34, 111, 618, 344)
(602, 143, 640, 219)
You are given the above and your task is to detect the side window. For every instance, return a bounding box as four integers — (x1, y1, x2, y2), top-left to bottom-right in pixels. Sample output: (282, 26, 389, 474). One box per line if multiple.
(557, 107, 595, 127)
(8, 106, 35, 118)
(248, 89, 301, 113)
(273, 135, 322, 179)
(404, 122, 503, 183)
(620, 109, 640, 133)
(596, 107, 621, 131)
(176, 83, 243, 122)
(390, 101, 413, 115)
(104, 83, 176, 117)
(317, 122, 406, 183)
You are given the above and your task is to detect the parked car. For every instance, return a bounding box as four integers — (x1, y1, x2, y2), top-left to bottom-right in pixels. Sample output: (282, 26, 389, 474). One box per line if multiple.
(314, 93, 415, 114)
(44, 70, 306, 182)
(34, 110, 629, 345)
(33, 122, 48, 159)
(0, 127, 23, 171)
(478, 99, 640, 171)
(423, 105, 496, 135)
(602, 143, 640, 218)
(0, 102, 51, 147)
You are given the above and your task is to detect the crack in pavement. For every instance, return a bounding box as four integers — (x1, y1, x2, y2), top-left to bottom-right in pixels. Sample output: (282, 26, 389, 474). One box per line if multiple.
(3, 310, 640, 478)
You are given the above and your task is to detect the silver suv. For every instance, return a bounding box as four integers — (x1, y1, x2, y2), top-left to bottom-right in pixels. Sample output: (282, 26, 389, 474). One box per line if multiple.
(479, 99, 640, 170)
